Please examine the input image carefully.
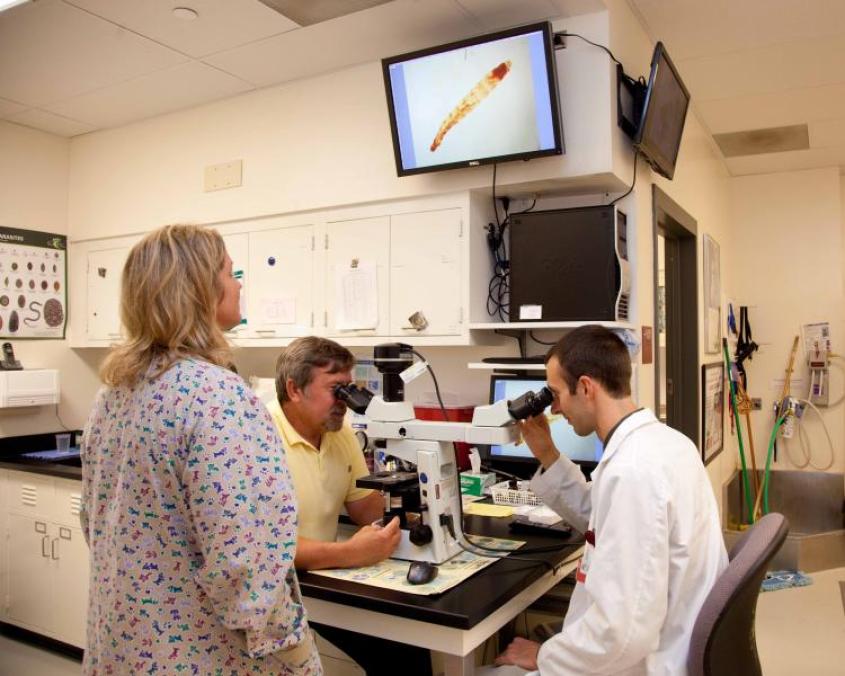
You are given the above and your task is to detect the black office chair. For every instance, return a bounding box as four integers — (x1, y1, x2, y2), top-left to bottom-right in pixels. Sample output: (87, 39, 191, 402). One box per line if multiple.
(687, 512, 790, 676)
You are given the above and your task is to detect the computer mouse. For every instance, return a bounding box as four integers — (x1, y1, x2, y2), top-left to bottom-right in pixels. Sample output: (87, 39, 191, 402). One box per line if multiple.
(406, 561, 438, 585)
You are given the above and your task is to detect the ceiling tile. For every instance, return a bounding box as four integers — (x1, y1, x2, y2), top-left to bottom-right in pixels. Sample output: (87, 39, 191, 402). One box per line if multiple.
(631, 0, 845, 61)
(678, 34, 845, 103)
(697, 82, 845, 134)
(0, 0, 188, 107)
(44, 62, 254, 130)
(204, 0, 478, 87)
(65, 0, 299, 58)
(0, 97, 27, 118)
(809, 118, 845, 149)
(456, 0, 558, 31)
(725, 146, 845, 177)
(7, 108, 96, 137)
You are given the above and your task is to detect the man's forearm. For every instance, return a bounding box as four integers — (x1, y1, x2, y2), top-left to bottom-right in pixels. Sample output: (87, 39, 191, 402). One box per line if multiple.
(294, 536, 354, 570)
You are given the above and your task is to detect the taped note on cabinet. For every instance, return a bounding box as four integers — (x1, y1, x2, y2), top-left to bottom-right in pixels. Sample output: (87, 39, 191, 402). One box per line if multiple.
(258, 297, 296, 325)
(335, 263, 378, 330)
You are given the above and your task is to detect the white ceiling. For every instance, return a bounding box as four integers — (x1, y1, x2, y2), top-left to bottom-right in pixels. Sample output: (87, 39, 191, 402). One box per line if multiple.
(629, 0, 845, 176)
(2, 0, 844, 177)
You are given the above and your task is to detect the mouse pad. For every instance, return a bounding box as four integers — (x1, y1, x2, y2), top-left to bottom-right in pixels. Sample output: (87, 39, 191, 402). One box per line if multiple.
(308, 535, 525, 595)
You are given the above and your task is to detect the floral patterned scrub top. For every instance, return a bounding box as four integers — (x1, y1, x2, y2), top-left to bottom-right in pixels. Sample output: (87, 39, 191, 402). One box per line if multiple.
(80, 358, 322, 675)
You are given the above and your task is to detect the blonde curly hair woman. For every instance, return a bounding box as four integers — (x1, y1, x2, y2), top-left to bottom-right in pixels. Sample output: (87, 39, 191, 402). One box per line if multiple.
(81, 224, 321, 675)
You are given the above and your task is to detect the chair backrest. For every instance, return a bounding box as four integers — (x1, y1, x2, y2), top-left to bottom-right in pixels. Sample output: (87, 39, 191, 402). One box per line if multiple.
(687, 512, 790, 676)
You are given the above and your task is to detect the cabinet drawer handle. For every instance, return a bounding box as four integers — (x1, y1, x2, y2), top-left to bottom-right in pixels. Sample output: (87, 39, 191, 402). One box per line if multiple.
(59, 527, 72, 540)
(35, 521, 47, 534)
(41, 535, 50, 558)
(51, 537, 59, 560)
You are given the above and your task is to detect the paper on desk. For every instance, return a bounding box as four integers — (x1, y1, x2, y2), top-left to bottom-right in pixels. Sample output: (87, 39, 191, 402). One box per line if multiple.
(309, 535, 524, 596)
(335, 263, 378, 330)
(463, 502, 513, 518)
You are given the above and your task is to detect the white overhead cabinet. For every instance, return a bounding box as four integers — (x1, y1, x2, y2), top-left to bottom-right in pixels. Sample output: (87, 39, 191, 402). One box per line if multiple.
(389, 209, 462, 337)
(2, 471, 88, 649)
(325, 216, 390, 337)
(247, 224, 315, 338)
(69, 192, 495, 347)
(85, 246, 129, 341)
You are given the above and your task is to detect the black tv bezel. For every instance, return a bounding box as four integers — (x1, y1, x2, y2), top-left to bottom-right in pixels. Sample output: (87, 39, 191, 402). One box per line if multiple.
(633, 41, 690, 180)
(381, 21, 564, 177)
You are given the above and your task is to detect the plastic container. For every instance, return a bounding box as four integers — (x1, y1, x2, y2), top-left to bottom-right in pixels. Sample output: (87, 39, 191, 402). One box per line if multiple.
(55, 433, 71, 453)
(490, 481, 543, 507)
(413, 403, 475, 470)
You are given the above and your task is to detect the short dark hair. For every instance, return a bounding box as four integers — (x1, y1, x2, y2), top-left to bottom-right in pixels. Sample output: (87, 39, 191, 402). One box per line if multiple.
(545, 325, 631, 398)
(275, 336, 355, 404)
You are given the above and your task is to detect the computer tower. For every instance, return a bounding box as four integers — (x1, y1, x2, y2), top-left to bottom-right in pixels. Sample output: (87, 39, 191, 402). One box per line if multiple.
(507, 206, 630, 322)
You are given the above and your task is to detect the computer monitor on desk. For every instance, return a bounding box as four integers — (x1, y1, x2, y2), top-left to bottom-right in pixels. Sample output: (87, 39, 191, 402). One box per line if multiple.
(487, 374, 602, 479)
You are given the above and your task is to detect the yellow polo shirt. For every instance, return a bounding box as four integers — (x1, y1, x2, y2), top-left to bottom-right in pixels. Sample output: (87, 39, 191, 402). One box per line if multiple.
(266, 399, 373, 542)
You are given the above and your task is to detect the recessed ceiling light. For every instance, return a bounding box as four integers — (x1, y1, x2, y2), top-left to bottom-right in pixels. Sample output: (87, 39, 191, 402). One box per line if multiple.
(172, 6, 199, 21)
(0, 0, 30, 12)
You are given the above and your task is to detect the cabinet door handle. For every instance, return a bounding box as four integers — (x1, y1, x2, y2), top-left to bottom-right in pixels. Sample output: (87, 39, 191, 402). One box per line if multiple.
(51, 537, 59, 560)
(41, 535, 50, 558)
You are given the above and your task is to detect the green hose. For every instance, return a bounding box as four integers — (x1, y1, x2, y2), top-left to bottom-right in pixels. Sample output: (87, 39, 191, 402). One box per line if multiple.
(723, 339, 753, 524)
(762, 415, 787, 515)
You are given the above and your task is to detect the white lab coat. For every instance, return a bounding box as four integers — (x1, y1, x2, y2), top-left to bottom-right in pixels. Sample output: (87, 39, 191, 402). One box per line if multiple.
(528, 408, 727, 676)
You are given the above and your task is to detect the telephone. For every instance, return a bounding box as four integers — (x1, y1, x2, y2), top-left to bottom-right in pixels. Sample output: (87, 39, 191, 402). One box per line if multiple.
(0, 342, 23, 370)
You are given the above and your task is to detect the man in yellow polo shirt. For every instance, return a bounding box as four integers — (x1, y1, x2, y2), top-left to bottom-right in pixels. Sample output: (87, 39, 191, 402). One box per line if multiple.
(269, 336, 432, 676)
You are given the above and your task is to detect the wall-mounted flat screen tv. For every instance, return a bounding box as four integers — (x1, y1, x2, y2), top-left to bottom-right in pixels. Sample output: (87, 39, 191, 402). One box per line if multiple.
(633, 42, 690, 180)
(382, 21, 564, 176)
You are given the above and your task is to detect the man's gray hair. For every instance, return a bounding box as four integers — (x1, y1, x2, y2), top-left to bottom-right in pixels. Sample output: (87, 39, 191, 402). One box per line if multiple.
(275, 336, 355, 404)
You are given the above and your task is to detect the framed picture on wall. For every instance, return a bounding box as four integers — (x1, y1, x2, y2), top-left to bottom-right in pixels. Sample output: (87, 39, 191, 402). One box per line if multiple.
(701, 361, 725, 465)
(703, 234, 721, 353)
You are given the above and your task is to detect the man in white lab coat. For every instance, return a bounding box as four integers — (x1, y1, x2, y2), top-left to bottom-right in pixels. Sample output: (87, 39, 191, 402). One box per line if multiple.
(492, 325, 727, 675)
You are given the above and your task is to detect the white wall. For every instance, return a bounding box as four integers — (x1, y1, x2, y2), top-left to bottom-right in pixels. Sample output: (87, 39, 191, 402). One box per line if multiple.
(0, 121, 96, 437)
(730, 168, 844, 477)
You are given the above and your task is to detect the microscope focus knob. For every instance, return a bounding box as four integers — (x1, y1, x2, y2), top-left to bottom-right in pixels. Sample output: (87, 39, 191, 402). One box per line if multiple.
(409, 524, 433, 546)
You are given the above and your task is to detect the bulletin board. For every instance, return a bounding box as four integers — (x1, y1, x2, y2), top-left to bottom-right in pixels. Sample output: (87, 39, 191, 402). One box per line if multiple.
(0, 226, 67, 339)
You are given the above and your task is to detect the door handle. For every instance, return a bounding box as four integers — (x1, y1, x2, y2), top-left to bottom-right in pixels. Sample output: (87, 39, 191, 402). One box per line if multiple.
(51, 537, 59, 560)
(41, 535, 50, 558)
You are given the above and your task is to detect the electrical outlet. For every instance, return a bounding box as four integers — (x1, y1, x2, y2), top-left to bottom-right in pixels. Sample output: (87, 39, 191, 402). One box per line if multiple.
(204, 160, 242, 192)
(751, 398, 762, 410)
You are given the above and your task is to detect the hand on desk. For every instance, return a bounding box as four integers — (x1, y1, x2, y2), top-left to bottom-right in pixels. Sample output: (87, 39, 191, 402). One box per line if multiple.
(518, 415, 560, 469)
(344, 516, 401, 567)
(494, 636, 541, 671)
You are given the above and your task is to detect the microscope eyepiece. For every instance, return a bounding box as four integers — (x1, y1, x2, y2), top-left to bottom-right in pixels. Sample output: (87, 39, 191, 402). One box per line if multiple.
(508, 386, 554, 421)
(333, 382, 374, 415)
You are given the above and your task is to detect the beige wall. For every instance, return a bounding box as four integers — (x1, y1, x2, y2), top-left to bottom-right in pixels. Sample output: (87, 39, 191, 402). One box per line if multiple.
(730, 168, 844, 477)
(0, 121, 98, 437)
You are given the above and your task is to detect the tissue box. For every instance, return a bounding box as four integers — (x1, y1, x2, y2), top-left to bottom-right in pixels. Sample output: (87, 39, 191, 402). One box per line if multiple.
(460, 472, 495, 497)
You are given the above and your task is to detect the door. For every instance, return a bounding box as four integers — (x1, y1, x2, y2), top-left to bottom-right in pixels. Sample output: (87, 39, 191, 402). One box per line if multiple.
(51, 525, 88, 648)
(389, 210, 462, 336)
(653, 186, 698, 445)
(86, 247, 130, 341)
(325, 217, 390, 336)
(247, 225, 315, 337)
(6, 514, 53, 633)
